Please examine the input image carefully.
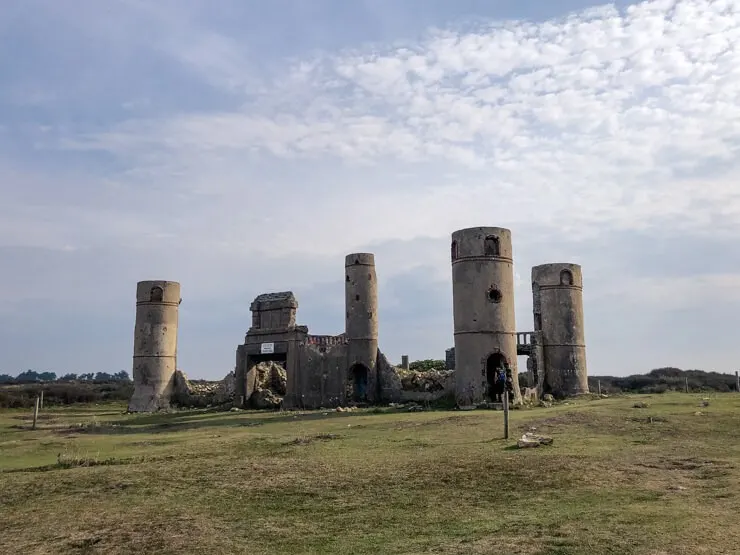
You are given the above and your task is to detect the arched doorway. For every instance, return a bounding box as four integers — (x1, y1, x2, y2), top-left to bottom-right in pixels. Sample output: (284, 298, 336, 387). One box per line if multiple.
(349, 364, 369, 402)
(485, 353, 508, 401)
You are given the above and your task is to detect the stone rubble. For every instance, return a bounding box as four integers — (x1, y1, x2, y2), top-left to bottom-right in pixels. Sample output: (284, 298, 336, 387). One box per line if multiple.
(396, 368, 454, 393)
(517, 433, 554, 448)
(173, 370, 235, 408)
(248, 361, 287, 409)
(172, 361, 287, 410)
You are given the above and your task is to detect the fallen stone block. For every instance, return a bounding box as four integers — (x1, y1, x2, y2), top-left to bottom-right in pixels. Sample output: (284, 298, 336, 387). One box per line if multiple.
(517, 433, 553, 448)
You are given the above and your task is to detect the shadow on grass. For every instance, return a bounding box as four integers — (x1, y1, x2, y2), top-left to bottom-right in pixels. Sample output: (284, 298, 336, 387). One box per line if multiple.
(53, 407, 410, 436)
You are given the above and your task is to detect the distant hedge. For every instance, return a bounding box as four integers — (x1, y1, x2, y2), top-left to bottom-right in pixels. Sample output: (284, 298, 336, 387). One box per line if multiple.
(588, 367, 738, 394)
(0, 381, 133, 409)
(406, 361, 738, 395)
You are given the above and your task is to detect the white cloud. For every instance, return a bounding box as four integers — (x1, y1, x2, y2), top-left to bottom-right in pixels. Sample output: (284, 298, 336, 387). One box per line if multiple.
(49, 0, 740, 261)
(4, 0, 740, 376)
(591, 272, 740, 309)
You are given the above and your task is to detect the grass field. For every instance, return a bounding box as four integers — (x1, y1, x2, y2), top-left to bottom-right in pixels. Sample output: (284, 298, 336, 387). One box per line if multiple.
(1, 393, 739, 555)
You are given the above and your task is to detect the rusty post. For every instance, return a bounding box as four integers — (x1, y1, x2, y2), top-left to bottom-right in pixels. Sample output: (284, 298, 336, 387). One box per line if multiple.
(32, 396, 40, 430)
(503, 391, 509, 439)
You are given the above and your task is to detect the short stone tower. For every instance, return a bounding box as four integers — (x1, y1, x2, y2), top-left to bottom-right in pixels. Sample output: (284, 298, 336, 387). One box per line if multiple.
(531, 263, 589, 397)
(128, 280, 181, 412)
(451, 227, 522, 407)
(345, 253, 379, 403)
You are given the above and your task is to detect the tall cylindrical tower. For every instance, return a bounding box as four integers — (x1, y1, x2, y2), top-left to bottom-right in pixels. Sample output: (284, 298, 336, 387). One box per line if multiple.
(345, 253, 379, 402)
(531, 263, 588, 397)
(451, 227, 521, 407)
(128, 280, 181, 412)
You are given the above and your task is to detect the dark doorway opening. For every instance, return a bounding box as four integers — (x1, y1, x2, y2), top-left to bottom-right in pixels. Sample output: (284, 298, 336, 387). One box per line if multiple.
(349, 364, 369, 402)
(485, 353, 508, 402)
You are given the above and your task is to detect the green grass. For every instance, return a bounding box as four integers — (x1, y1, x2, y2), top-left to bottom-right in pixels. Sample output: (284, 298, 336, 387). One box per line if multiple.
(1, 393, 740, 554)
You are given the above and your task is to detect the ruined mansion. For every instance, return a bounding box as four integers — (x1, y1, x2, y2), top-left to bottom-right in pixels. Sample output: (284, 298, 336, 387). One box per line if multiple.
(127, 226, 589, 412)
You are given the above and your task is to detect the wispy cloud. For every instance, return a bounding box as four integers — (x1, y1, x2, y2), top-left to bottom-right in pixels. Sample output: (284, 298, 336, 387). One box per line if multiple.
(2, 0, 740, 376)
(60, 0, 740, 247)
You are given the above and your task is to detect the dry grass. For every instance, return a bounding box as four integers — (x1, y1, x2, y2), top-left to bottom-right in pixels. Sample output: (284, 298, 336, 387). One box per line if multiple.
(1, 393, 740, 554)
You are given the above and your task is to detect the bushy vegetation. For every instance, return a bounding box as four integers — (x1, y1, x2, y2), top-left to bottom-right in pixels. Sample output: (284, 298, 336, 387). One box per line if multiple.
(0, 371, 134, 408)
(590, 367, 738, 394)
(0, 370, 130, 384)
(407, 359, 447, 372)
(408, 360, 738, 394)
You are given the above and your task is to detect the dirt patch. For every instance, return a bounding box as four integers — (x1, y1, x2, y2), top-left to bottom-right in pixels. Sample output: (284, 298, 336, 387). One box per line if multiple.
(387, 414, 485, 431)
(636, 457, 734, 472)
(12, 414, 56, 421)
(285, 433, 341, 446)
(628, 416, 669, 424)
(516, 411, 601, 435)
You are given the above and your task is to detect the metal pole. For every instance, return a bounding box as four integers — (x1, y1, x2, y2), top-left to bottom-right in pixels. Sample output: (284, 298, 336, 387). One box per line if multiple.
(503, 391, 509, 440)
(685, 376, 689, 394)
(598, 380, 601, 396)
(32, 396, 40, 430)
(40, 390, 44, 409)
(735, 371, 739, 393)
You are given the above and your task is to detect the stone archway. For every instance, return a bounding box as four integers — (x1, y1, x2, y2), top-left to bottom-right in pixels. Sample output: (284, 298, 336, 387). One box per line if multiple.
(349, 363, 369, 402)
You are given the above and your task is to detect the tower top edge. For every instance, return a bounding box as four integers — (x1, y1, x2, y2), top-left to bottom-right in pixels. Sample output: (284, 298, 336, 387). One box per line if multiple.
(345, 253, 375, 266)
(451, 226, 511, 238)
(137, 280, 180, 286)
(531, 263, 583, 287)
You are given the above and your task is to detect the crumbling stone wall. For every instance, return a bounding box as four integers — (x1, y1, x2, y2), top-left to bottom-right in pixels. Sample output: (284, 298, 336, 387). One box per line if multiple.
(297, 341, 347, 408)
(377, 349, 402, 403)
(172, 370, 235, 408)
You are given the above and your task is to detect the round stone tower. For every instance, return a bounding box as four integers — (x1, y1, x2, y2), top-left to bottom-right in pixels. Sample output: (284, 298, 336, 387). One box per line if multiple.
(451, 227, 522, 407)
(531, 263, 589, 397)
(128, 280, 181, 412)
(345, 253, 379, 403)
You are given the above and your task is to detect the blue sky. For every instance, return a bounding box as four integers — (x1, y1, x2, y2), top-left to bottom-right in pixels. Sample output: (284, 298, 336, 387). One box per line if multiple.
(2, 0, 740, 380)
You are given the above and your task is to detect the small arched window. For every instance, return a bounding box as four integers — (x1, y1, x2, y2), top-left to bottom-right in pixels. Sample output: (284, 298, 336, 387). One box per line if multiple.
(150, 286, 163, 302)
(484, 236, 500, 256)
(451, 240, 458, 262)
(487, 287, 502, 303)
(560, 269, 574, 286)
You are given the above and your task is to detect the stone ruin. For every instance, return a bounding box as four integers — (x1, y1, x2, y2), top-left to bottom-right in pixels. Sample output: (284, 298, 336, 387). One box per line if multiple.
(128, 227, 589, 412)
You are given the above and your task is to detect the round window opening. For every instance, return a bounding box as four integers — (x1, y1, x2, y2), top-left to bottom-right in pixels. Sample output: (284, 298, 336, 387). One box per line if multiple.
(487, 288, 502, 303)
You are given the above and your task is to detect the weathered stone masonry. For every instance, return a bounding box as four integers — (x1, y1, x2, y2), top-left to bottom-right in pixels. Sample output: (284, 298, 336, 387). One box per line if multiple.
(447, 226, 590, 400)
(129, 228, 589, 411)
(232, 253, 400, 409)
(128, 280, 181, 412)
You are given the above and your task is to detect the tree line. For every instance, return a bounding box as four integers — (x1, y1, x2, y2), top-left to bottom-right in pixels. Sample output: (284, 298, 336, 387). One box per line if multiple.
(0, 370, 131, 384)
